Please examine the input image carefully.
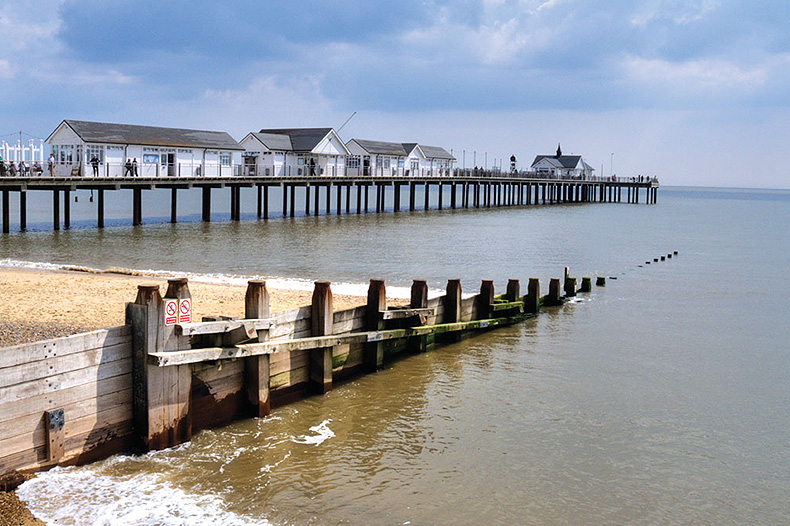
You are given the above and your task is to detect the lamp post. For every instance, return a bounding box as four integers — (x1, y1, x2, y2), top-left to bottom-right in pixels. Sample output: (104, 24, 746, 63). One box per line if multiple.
(463, 149, 466, 170)
(610, 153, 614, 178)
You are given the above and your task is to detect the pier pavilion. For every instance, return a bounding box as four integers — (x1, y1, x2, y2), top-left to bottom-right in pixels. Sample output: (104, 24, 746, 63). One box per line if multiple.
(531, 144, 594, 179)
(240, 128, 349, 178)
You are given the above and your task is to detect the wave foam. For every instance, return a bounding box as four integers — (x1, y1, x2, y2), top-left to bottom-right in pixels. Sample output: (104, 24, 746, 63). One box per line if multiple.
(291, 419, 335, 446)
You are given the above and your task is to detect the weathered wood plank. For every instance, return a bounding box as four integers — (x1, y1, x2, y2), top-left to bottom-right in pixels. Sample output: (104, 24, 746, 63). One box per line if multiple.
(269, 366, 308, 390)
(380, 308, 434, 320)
(176, 318, 274, 336)
(0, 326, 131, 370)
(0, 341, 132, 388)
(270, 350, 309, 377)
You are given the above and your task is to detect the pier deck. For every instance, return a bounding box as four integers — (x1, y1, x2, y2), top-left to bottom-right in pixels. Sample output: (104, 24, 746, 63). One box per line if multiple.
(0, 173, 658, 233)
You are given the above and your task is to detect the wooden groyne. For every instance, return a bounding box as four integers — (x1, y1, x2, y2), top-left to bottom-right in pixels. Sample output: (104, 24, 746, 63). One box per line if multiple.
(0, 173, 658, 233)
(0, 272, 596, 482)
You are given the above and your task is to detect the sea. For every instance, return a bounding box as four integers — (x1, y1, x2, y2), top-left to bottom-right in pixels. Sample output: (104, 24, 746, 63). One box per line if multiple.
(3, 185, 789, 525)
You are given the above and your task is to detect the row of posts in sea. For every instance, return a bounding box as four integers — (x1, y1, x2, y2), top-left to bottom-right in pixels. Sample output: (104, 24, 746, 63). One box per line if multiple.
(0, 173, 659, 233)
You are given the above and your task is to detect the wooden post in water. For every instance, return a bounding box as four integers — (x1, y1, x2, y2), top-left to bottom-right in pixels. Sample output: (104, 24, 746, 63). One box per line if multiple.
(525, 278, 540, 314)
(63, 189, 71, 229)
(365, 279, 387, 370)
(478, 280, 495, 319)
(310, 281, 334, 393)
(202, 187, 211, 222)
(580, 277, 592, 293)
(564, 276, 577, 297)
(1, 190, 8, 234)
(442, 279, 463, 343)
(170, 188, 178, 223)
(596, 276, 606, 286)
(410, 279, 429, 353)
(245, 280, 270, 416)
(547, 278, 562, 305)
(19, 191, 26, 231)
(506, 279, 520, 302)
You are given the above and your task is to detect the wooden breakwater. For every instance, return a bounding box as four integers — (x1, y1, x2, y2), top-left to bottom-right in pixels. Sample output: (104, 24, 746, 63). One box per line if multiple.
(0, 272, 598, 483)
(0, 173, 659, 233)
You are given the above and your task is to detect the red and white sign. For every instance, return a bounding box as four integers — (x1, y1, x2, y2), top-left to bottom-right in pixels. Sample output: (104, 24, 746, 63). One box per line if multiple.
(164, 299, 178, 326)
(178, 298, 191, 324)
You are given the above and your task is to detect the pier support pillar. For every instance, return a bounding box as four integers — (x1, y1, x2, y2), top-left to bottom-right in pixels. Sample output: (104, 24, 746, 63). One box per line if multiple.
(245, 280, 271, 416)
(365, 279, 387, 371)
(290, 184, 295, 217)
(263, 185, 269, 219)
(393, 183, 401, 212)
(1, 190, 8, 234)
(282, 184, 288, 217)
(132, 188, 142, 226)
(364, 184, 369, 212)
(376, 184, 382, 213)
(202, 187, 211, 222)
(345, 184, 351, 214)
(170, 188, 178, 223)
(63, 189, 71, 230)
(97, 189, 104, 228)
(424, 183, 430, 210)
(336, 184, 342, 215)
(257, 185, 262, 218)
(19, 191, 26, 231)
(310, 281, 334, 394)
(356, 183, 362, 214)
(409, 182, 416, 211)
(451, 183, 457, 209)
(438, 183, 443, 210)
(305, 184, 311, 216)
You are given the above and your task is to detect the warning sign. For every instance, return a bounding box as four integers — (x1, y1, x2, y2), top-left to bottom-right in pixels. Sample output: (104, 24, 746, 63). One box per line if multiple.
(164, 299, 178, 326)
(178, 298, 191, 324)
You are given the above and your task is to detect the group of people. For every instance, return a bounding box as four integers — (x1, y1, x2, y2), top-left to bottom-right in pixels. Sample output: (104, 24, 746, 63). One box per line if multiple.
(0, 157, 45, 177)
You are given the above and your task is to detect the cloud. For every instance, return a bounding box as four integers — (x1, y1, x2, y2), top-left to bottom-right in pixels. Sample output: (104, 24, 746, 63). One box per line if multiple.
(621, 56, 768, 91)
(0, 59, 16, 79)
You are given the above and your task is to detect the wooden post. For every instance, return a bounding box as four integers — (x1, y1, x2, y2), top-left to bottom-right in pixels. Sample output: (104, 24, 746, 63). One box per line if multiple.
(263, 185, 269, 219)
(546, 278, 562, 305)
(45, 408, 65, 463)
(525, 278, 540, 314)
(97, 189, 104, 229)
(336, 184, 341, 215)
(451, 182, 457, 209)
(438, 183, 443, 209)
(564, 276, 577, 297)
(257, 185, 262, 218)
(409, 279, 429, 353)
(126, 281, 192, 453)
(365, 279, 386, 370)
(245, 280, 270, 417)
(409, 182, 416, 211)
(170, 188, 178, 223)
(596, 276, 606, 286)
(289, 183, 295, 217)
(424, 182, 430, 210)
(63, 189, 71, 229)
(19, 191, 26, 232)
(53, 189, 60, 230)
(580, 277, 592, 293)
(345, 184, 351, 214)
(444, 279, 462, 323)
(1, 190, 8, 234)
(506, 279, 520, 302)
(310, 281, 334, 393)
(376, 184, 382, 213)
(282, 183, 288, 217)
(202, 187, 211, 222)
(478, 280, 494, 320)
(356, 183, 362, 214)
(305, 184, 311, 216)
(364, 184, 369, 212)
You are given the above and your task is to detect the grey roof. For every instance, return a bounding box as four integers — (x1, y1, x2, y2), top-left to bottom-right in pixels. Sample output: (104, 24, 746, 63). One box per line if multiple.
(417, 145, 455, 161)
(401, 143, 418, 155)
(349, 139, 409, 156)
(250, 132, 294, 151)
(531, 155, 582, 169)
(51, 120, 243, 150)
(258, 128, 334, 152)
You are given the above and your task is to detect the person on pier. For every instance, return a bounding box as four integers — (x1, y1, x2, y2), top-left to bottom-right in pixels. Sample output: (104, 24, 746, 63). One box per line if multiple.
(90, 154, 99, 176)
(48, 153, 55, 176)
(124, 158, 133, 177)
(132, 158, 138, 176)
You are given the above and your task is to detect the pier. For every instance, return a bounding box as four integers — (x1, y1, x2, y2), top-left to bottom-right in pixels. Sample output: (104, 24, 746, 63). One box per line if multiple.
(0, 172, 658, 233)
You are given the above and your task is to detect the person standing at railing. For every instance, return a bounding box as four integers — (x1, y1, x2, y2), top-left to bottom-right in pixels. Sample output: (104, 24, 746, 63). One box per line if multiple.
(48, 153, 55, 176)
(124, 158, 133, 177)
(132, 158, 138, 177)
(90, 154, 99, 176)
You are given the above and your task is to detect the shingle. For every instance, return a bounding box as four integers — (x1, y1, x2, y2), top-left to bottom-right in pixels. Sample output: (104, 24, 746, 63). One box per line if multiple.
(258, 128, 333, 152)
(350, 139, 409, 156)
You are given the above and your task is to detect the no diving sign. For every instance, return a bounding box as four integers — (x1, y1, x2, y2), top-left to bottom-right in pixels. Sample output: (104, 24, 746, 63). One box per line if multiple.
(178, 298, 191, 323)
(164, 299, 178, 326)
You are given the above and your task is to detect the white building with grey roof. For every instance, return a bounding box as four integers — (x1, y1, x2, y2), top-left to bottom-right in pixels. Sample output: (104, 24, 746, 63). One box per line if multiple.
(239, 128, 349, 177)
(530, 144, 595, 179)
(46, 120, 244, 177)
(346, 139, 455, 177)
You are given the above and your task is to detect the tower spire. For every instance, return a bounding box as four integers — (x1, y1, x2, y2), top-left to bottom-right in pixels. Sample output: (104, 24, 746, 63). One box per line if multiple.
(556, 143, 562, 157)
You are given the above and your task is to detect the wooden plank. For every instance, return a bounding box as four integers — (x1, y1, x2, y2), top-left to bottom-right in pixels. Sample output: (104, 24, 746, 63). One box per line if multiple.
(380, 308, 434, 320)
(0, 387, 132, 442)
(267, 306, 311, 339)
(176, 318, 274, 336)
(0, 326, 131, 370)
(269, 366, 308, 390)
(193, 359, 244, 383)
(270, 350, 309, 377)
(0, 341, 132, 388)
(1, 359, 132, 404)
(0, 373, 132, 425)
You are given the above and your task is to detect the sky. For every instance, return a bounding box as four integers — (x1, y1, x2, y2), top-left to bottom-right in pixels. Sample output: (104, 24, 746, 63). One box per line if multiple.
(1, 0, 788, 188)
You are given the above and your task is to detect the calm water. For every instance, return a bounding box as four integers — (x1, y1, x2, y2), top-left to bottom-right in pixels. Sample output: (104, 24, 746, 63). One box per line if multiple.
(8, 186, 790, 525)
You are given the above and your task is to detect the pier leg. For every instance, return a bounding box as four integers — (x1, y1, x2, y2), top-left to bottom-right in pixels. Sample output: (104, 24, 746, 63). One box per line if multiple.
(305, 184, 311, 216)
(257, 186, 262, 218)
(394, 183, 400, 212)
(171, 188, 178, 223)
(356, 183, 362, 214)
(263, 185, 269, 219)
(63, 189, 71, 229)
(202, 187, 211, 222)
(97, 189, 104, 228)
(310, 281, 334, 393)
(365, 279, 387, 371)
(282, 184, 288, 217)
(19, 191, 26, 231)
(409, 182, 416, 211)
(376, 184, 382, 213)
(438, 183, 443, 210)
(451, 183, 457, 209)
(364, 184, 369, 212)
(290, 184, 295, 217)
(314, 184, 320, 216)
(336, 184, 342, 215)
(1, 190, 8, 233)
(345, 184, 351, 214)
(230, 186, 237, 221)
(424, 183, 430, 210)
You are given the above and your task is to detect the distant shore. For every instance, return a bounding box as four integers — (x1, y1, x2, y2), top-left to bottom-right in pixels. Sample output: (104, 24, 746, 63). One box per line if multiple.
(0, 266, 371, 348)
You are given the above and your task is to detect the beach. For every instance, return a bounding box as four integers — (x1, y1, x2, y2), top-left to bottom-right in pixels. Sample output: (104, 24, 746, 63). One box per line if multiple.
(0, 267, 373, 348)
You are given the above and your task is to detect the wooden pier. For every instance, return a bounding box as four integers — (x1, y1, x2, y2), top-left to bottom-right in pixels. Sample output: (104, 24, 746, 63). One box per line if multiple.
(0, 272, 594, 480)
(0, 173, 659, 233)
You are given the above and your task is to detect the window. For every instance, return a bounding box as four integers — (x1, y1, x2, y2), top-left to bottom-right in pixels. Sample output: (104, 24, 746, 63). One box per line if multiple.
(220, 152, 231, 166)
(346, 155, 360, 169)
(87, 145, 104, 163)
(143, 154, 159, 164)
(57, 144, 74, 163)
(178, 149, 192, 154)
(398, 158, 404, 168)
(143, 147, 159, 152)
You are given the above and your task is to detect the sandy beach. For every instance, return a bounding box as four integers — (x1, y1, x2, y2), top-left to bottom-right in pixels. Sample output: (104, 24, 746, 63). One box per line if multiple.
(0, 267, 375, 348)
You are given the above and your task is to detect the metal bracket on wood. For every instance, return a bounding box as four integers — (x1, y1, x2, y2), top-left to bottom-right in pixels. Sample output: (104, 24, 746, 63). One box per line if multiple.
(45, 408, 65, 463)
